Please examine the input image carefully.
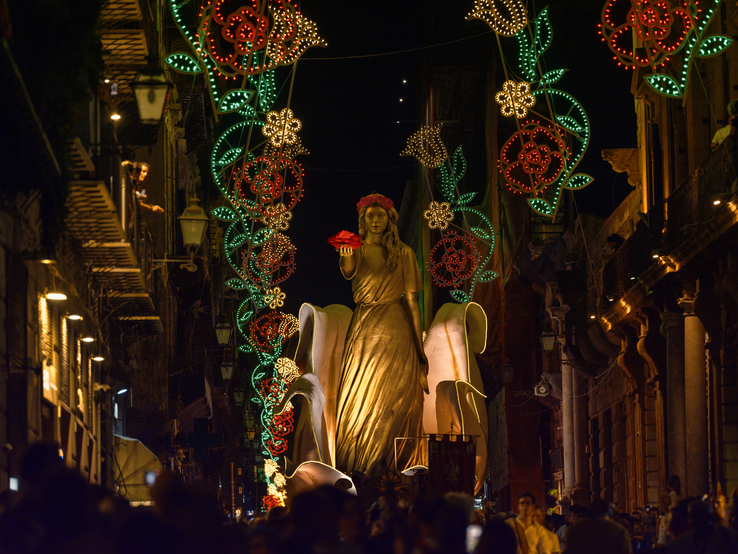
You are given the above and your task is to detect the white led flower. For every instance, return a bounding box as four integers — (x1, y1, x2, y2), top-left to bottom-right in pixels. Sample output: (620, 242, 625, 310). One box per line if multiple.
(495, 80, 536, 119)
(275, 357, 300, 383)
(263, 108, 302, 147)
(264, 459, 279, 478)
(423, 201, 454, 230)
(267, 484, 279, 497)
(264, 286, 286, 309)
(278, 314, 300, 337)
(273, 472, 287, 488)
(263, 203, 293, 231)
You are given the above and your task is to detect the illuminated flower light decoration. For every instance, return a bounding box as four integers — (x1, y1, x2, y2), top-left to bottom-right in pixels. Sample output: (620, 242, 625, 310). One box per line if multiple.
(264, 286, 286, 309)
(499, 122, 569, 195)
(598, 0, 731, 97)
(423, 201, 454, 231)
(402, 127, 499, 303)
(275, 357, 300, 382)
(263, 108, 302, 148)
(466, 0, 528, 36)
(599, 0, 693, 69)
(495, 80, 535, 118)
(428, 232, 479, 289)
(263, 203, 293, 230)
(167, 0, 329, 513)
(400, 123, 448, 168)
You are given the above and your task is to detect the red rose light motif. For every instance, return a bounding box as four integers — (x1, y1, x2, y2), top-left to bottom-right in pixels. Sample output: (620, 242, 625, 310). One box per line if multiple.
(232, 152, 304, 217)
(600, 0, 693, 69)
(327, 230, 363, 250)
(428, 232, 479, 288)
(245, 232, 296, 288)
(202, 0, 326, 77)
(499, 123, 567, 194)
(250, 312, 288, 352)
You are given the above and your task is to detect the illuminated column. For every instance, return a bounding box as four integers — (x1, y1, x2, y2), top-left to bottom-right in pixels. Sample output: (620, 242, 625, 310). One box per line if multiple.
(681, 297, 708, 496)
(572, 366, 591, 504)
(661, 311, 687, 490)
(561, 341, 575, 495)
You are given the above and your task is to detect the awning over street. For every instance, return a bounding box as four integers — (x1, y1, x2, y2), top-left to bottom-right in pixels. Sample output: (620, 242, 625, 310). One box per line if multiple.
(112, 434, 163, 503)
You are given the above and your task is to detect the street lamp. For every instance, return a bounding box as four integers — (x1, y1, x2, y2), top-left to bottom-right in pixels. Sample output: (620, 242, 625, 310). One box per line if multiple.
(131, 57, 171, 125)
(244, 411, 256, 441)
(540, 331, 557, 354)
(221, 362, 234, 386)
(234, 387, 245, 407)
(215, 315, 233, 347)
(178, 195, 210, 248)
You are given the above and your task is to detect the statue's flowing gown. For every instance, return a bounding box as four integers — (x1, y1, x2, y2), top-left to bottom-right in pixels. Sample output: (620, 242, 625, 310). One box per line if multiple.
(335, 242, 426, 476)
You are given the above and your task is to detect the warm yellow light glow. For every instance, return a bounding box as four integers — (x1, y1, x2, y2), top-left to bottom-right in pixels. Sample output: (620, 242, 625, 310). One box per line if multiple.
(400, 123, 447, 168)
(46, 292, 67, 301)
(68, 314, 82, 321)
(495, 80, 536, 118)
(81, 336, 95, 343)
(110, 113, 121, 121)
(275, 358, 300, 383)
(263, 108, 302, 147)
(423, 201, 454, 230)
(264, 287, 286, 309)
(467, 0, 528, 37)
(93, 356, 105, 362)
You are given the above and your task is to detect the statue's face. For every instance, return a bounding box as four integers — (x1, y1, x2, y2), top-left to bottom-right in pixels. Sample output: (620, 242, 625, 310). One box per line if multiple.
(364, 206, 389, 235)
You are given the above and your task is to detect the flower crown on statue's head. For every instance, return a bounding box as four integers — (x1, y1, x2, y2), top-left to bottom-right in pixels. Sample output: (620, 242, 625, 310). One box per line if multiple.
(356, 193, 394, 213)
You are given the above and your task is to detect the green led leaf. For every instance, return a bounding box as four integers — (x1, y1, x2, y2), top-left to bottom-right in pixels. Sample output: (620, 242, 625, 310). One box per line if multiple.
(241, 344, 255, 354)
(535, 8, 552, 57)
(470, 227, 493, 240)
(479, 270, 498, 283)
(218, 90, 255, 112)
(254, 372, 265, 380)
(565, 174, 594, 190)
(226, 278, 247, 290)
(453, 146, 466, 183)
(165, 53, 202, 74)
(253, 228, 275, 246)
(644, 74, 682, 98)
(450, 290, 470, 303)
(216, 147, 243, 167)
(695, 35, 733, 58)
(556, 115, 583, 133)
(456, 192, 477, 206)
(540, 69, 567, 85)
(250, 397, 261, 404)
(238, 310, 254, 324)
(528, 198, 553, 217)
(228, 233, 248, 250)
(238, 105, 257, 118)
(211, 206, 238, 221)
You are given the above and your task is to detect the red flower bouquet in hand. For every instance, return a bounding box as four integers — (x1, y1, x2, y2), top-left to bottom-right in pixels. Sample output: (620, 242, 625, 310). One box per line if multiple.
(328, 230, 363, 250)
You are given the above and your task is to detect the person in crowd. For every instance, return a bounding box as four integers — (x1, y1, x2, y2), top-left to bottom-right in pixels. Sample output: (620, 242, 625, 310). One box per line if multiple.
(711, 99, 738, 148)
(657, 475, 682, 547)
(563, 516, 633, 554)
(533, 506, 561, 553)
(630, 520, 646, 553)
(506, 492, 552, 554)
(476, 519, 517, 554)
(664, 497, 738, 553)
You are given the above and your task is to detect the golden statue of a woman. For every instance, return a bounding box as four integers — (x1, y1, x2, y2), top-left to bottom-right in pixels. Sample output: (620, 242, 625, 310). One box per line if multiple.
(334, 193, 428, 476)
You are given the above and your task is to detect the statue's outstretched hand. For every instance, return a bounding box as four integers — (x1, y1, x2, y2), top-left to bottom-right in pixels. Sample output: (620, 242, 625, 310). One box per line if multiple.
(338, 245, 354, 257)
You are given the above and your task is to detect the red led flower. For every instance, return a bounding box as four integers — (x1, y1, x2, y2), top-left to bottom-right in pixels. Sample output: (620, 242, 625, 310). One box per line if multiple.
(600, 0, 693, 69)
(428, 232, 479, 288)
(203, 0, 326, 77)
(245, 233, 296, 288)
(499, 123, 567, 194)
(327, 230, 363, 250)
(250, 312, 288, 352)
(232, 152, 304, 217)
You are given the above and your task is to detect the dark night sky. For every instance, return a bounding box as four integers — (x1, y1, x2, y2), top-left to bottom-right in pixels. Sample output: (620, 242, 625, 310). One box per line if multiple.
(273, 0, 637, 313)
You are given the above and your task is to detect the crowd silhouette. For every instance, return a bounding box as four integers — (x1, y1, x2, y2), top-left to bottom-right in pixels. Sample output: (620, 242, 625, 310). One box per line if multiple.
(2, 444, 738, 553)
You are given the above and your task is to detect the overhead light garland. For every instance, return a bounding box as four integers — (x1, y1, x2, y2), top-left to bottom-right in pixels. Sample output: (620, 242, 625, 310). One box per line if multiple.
(168, 0, 327, 511)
